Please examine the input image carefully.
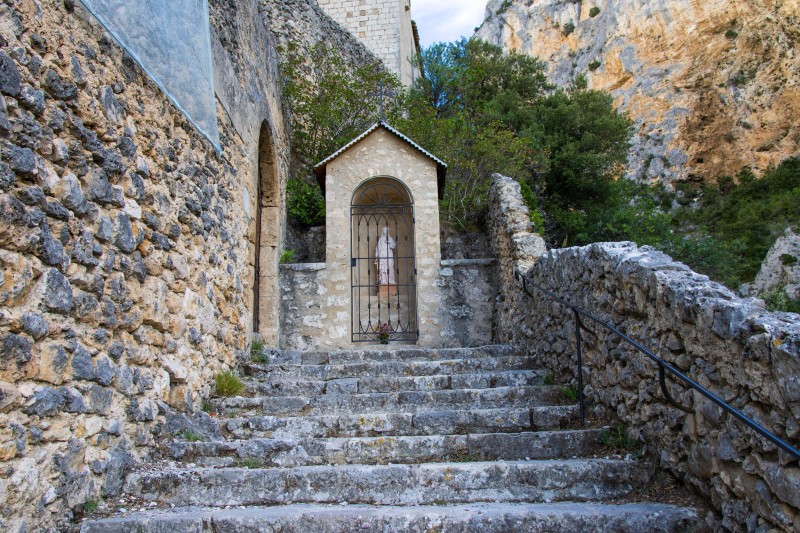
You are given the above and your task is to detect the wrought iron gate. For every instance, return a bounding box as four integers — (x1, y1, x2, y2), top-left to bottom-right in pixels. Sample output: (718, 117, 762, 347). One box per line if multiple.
(351, 180, 418, 343)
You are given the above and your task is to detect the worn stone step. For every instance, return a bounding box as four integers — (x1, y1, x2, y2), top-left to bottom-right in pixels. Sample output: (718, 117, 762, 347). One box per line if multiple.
(265, 344, 519, 366)
(243, 369, 547, 397)
(80, 502, 703, 533)
(125, 459, 648, 507)
(212, 385, 564, 417)
(222, 405, 578, 439)
(245, 356, 539, 381)
(168, 429, 604, 467)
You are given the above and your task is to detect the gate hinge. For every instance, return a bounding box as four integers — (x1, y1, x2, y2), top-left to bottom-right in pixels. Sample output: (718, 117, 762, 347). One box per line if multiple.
(351, 258, 356, 267)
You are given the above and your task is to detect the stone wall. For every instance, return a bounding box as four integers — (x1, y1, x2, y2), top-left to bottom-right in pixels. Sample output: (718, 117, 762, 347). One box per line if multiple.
(260, 0, 383, 71)
(279, 259, 497, 351)
(435, 259, 497, 347)
(487, 173, 800, 531)
(316, 0, 419, 86)
(0, 0, 290, 529)
(278, 263, 330, 352)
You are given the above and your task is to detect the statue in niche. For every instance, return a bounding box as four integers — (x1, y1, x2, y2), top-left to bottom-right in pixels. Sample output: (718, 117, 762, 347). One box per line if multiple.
(375, 226, 396, 288)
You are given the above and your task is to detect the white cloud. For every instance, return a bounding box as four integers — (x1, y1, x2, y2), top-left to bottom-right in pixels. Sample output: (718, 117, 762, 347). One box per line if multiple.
(411, 0, 488, 48)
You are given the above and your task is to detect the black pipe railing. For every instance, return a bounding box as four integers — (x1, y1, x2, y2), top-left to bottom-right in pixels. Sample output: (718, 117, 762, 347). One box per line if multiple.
(514, 269, 800, 461)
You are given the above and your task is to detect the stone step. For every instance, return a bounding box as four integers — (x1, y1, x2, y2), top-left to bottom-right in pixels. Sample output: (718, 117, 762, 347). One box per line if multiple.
(245, 356, 538, 381)
(211, 385, 564, 416)
(243, 369, 547, 397)
(167, 429, 604, 467)
(222, 405, 578, 439)
(80, 502, 702, 533)
(124, 459, 648, 507)
(266, 344, 519, 366)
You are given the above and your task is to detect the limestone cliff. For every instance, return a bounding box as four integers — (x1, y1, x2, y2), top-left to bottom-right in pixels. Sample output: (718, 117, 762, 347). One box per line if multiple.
(475, 0, 800, 183)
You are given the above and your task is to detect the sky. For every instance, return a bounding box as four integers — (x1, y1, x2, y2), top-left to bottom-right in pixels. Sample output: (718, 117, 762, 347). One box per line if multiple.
(411, 0, 489, 48)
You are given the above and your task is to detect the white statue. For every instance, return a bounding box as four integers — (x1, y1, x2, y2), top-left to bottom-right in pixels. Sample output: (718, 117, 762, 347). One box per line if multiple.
(375, 226, 396, 286)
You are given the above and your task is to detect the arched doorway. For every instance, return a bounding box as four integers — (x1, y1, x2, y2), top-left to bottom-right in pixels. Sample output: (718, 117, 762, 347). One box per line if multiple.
(253, 121, 280, 345)
(350, 177, 418, 343)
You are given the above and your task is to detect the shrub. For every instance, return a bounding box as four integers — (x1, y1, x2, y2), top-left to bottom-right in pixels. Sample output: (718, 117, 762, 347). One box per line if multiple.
(562, 22, 576, 36)
(287, 178, 325, 227)
(725, 29, 738, 39)
(762, 286, 800, 313)
(588, 60, 601, 71)
(215, 370, 245, 397)
(498, 0, 513, 14)
(279, 249, 295, 263)
(83, 499, 100, 514)
(589, 6, 600, 17)
(780, 253, 798, 266)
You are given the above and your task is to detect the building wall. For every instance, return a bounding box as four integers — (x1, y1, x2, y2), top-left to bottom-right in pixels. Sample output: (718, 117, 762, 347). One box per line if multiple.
(317, 0, 418, 85)
(0, 0, 290, 529)
(279, 127, 444, 349)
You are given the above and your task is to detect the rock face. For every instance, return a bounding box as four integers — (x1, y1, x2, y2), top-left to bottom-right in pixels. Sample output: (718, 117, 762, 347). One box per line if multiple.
(487, 173, 800, 531)
(752, 228, 800, 301)
(476, 0, 800, 184)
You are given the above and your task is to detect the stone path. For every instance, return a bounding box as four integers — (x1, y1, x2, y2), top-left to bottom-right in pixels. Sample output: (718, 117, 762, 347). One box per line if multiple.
(80, 345, 702, 532)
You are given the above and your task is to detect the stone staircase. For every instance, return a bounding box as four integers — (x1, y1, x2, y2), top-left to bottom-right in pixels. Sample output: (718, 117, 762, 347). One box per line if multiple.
(80, 345, 703, 532)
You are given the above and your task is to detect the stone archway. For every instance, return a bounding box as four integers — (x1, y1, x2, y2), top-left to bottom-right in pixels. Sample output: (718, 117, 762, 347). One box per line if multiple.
(253, 121, 280, 345)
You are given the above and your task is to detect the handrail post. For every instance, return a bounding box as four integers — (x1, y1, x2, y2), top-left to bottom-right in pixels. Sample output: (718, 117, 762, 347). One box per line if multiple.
(574, 309, 585, 427)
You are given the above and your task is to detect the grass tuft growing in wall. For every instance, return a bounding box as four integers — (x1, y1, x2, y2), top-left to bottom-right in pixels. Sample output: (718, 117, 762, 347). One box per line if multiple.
(215, 370, 245, 397)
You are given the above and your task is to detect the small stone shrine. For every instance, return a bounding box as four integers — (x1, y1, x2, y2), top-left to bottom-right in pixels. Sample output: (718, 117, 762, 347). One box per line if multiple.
(312, 121, 447, 345)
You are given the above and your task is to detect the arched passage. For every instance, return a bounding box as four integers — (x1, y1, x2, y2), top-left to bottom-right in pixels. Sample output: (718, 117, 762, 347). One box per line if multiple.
(350, 177, 418, 343)
(253, 121, 281, 345)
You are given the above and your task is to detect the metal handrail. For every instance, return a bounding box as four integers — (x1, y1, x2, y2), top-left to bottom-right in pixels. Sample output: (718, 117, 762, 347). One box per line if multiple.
(514, 269, 800, 461)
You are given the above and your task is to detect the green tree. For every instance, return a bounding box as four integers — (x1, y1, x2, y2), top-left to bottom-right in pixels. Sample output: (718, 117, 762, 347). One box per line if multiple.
(278, 42, 402, 225)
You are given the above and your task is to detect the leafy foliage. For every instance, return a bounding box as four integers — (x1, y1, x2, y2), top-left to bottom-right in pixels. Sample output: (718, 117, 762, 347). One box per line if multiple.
(589, 6, 601, 17)
(286, 178, 324, 227)
(668, 160, 800, 289)
(279, 249, 295, 264)
(583, 158, 800, 311)
(562, 22, 576, 36)
(392, 39, 628, 231)
(280, 42, 402, 171)
(278, 42, 403, 227)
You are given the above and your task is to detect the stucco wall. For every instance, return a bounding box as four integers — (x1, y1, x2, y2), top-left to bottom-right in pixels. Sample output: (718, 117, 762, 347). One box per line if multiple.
(487, 173, 800, 531)
(0, 0, 289, 529)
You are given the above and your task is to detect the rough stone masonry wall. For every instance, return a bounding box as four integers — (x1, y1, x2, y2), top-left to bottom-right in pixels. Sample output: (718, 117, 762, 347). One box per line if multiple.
(279, 259, 496, 350)
(487, 173, 800, 531)
(0, 0, 290, 530)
